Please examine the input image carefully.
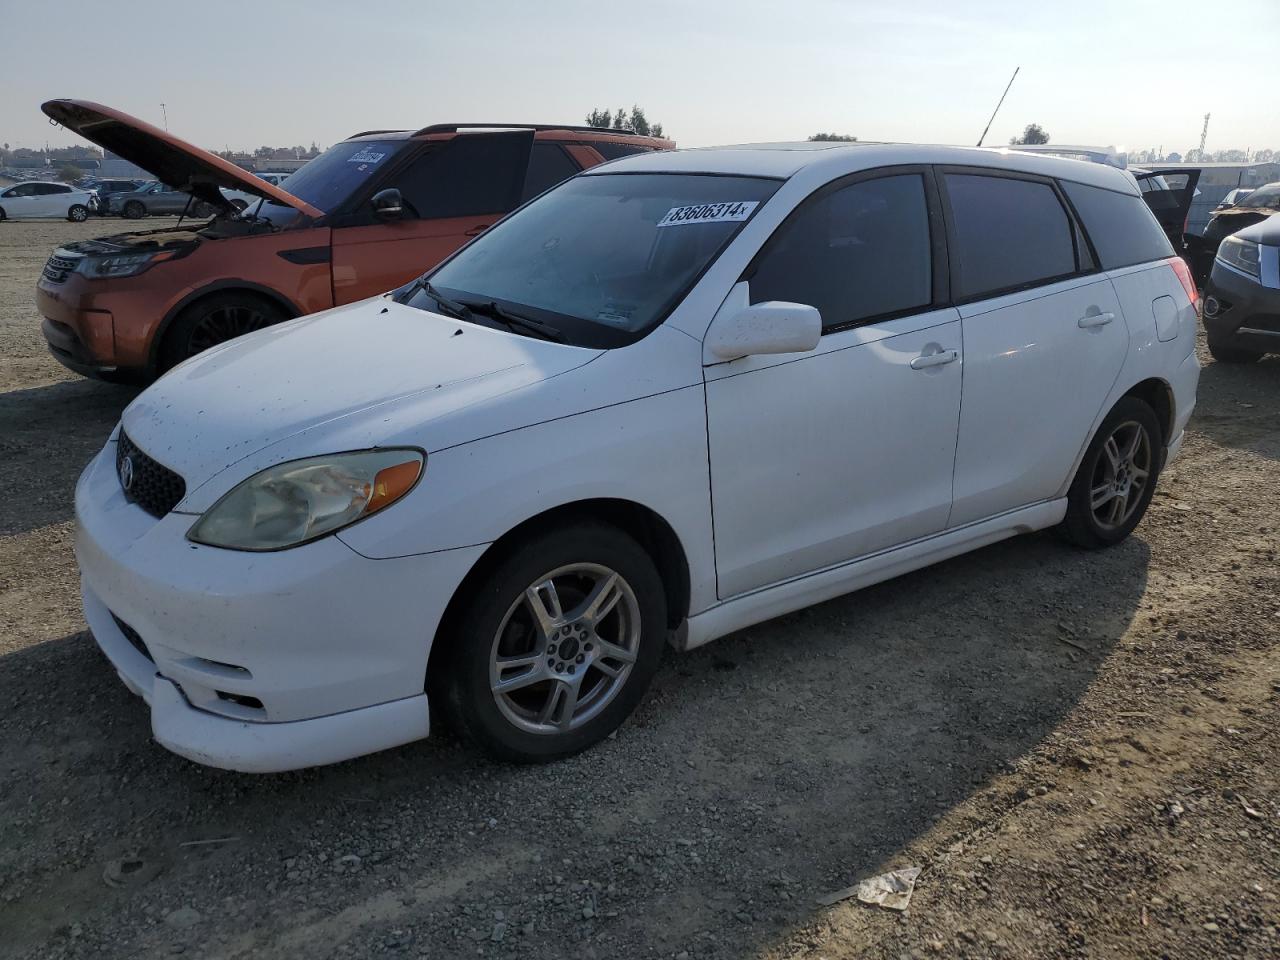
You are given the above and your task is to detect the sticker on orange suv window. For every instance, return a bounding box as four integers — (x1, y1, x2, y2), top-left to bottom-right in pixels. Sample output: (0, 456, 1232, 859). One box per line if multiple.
(348, 149, 387, 165)
(656, 201, 759, 228)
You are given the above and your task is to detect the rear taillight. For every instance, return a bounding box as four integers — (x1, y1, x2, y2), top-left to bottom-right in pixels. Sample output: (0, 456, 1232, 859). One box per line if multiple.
(1169, 256, 1198, 306)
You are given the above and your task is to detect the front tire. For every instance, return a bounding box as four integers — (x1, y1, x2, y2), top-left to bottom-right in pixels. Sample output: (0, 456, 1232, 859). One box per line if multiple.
(68, 204, 89, 222)
(1207, 339, 1264, 364)
(434, 522, 667, 762)
(157, 292, 288, 372)
(1058, 397, 1163, 549)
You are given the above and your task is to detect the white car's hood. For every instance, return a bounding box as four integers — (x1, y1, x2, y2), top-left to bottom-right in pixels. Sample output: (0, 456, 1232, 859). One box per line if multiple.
(120, 299, 601, 502)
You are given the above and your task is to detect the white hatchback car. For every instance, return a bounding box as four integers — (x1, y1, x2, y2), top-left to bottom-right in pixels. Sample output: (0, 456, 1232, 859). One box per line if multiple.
(75, 143, 1200, 771)
(0, 180, 94, 221)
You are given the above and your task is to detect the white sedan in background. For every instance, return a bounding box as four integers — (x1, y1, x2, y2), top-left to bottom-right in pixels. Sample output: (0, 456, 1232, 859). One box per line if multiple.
(221, 171, 290, 211)
(0, 181, 94, 221)
(75, 143, 1199, 772)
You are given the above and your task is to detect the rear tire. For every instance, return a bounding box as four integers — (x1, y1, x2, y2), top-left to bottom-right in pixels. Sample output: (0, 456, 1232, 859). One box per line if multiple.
(0, 207, 6, 222)
(124, 200, 146, 220)
(68, 204, 89, 222)
(1058, 397, 1163, 549)
(432, 522, 667, 762)
(157, 292, 288, 372)
(1207, 339, 1264, 364)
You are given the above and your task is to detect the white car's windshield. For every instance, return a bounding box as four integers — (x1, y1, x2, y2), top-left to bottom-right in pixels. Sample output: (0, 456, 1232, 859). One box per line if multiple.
(404, 173, 780, 348)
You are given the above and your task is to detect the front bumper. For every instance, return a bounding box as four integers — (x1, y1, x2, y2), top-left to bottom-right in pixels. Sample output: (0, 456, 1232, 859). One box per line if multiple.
(75, 441, 487, 772)
(1203, 260, 1280, 356)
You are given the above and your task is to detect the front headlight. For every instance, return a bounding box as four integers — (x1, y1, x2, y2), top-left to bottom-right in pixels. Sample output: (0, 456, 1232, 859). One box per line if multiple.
(1216, 236, 1261, 279)
(188, 449, 424, 551)
(76, 250, 174, 279)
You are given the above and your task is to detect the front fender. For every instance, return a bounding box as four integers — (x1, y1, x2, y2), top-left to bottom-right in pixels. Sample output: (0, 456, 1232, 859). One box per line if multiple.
(337, 385, 719, 615)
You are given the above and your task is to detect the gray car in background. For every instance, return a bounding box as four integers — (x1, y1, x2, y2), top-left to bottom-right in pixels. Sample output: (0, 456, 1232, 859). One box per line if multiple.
(105, 181, 216, 219)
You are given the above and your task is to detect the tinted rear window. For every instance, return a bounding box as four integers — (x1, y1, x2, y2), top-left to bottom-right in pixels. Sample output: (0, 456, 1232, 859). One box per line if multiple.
(1062, 181, 1174, 269)
(944, 174, 1077, 299)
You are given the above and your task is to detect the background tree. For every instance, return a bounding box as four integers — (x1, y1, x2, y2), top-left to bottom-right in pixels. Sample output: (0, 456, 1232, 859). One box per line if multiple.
(1010, 123, 1050, 145)
(57, 164, 81, 182)
(808, 133, 857, 142)
(586, 106, 665, 139)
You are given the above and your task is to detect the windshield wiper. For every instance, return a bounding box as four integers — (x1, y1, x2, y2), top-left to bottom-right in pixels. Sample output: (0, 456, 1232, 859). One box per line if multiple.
(397, 278, 474, 322)
(456, 298, 564, 343)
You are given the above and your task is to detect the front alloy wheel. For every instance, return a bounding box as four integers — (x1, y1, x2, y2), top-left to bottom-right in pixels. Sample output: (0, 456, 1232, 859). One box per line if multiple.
(436, 522, 666, 761)
(490, 564, 641, 734)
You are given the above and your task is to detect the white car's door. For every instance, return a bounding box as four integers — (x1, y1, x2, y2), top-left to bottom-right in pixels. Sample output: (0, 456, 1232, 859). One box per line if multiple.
(43, 184, 74, 216)
(1, 183, 41, 217)
(705, 171, 963, 598)
(939, 170, 1127, 527)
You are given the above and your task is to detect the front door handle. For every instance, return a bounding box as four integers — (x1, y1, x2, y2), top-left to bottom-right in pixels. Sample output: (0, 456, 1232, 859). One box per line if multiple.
(909, 349, 959, 370)
(464, 224, 491, 237)
(1078, 311, 1115, 329)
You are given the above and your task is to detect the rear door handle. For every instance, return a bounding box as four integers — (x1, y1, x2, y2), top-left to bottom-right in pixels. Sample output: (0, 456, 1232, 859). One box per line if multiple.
(909, 349, 959, 370)
(464, 224, 491, 237)
(1078, 311, 1115, 329)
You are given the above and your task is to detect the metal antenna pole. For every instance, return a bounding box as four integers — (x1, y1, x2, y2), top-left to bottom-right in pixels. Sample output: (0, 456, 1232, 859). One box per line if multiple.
(160, 103, 168, 130)
(977, 67, 1020, 147)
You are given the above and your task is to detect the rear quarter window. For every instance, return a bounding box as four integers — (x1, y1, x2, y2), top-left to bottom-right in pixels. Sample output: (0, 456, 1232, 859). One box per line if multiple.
(1062, 181, 1174, 269)
(943, 173, 1078, 300)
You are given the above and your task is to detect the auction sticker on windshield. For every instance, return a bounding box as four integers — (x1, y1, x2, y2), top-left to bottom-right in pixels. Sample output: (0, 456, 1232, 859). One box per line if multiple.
(348, 149, 387, 165)
(656, 201, 759, 228)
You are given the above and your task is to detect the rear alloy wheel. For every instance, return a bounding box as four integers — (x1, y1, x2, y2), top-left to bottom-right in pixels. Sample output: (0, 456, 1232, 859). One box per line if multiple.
(436, 523, 667, 761)
(1207, 339, 1264, 364)
(124, 200, 146, 219)
(67, 204, 89, 222)
(158, 292, 287, 372)
(1059, 397, 1162, 549)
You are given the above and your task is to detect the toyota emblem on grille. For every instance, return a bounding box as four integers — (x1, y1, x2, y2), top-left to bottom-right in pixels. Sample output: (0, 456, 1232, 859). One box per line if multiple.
(119, 455, 135, 492)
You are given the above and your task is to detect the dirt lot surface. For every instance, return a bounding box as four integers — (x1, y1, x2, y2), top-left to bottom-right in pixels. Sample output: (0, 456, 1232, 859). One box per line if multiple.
(1, 219, 1278, 960)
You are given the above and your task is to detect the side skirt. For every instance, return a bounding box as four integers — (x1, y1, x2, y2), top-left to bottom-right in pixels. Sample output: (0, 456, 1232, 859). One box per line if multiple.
(675, 499, 1067, 652)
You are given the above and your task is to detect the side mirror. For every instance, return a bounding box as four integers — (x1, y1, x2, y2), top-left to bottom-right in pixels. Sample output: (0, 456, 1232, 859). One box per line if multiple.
(371, 188, 404, 220)
(704, 282, 822, 361)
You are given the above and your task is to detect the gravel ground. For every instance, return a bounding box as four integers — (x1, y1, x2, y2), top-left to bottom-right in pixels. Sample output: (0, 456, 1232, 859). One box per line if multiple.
(1, 219, 1277, 960)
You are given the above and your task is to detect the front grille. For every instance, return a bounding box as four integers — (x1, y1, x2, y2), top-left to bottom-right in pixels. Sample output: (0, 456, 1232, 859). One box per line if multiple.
(116, 430, 186, 518)
(111, 614, 153, 663)
(42, 253, 77, 284)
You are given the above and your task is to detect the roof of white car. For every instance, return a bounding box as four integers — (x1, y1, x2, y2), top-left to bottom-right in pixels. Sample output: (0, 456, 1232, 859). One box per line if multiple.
(592, 142, 1141, 195)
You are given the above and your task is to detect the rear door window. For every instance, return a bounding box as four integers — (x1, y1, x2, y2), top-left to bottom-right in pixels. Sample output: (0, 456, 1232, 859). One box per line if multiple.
(943, 173, 1078, 299)
(1062, 181, 1175, 269)
(748, 173, 933, 331)
(520, 143, 581, 203)
(396, 131, 534, 219)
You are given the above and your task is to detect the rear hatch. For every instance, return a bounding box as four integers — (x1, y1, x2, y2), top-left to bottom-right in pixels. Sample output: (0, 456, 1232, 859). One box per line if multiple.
(1133, 167, 1200, 250)
(41, 100, 323, 218)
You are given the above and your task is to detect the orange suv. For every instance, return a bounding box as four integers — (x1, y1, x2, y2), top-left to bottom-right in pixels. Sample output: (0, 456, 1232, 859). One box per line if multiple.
(37, 100, 673, 382)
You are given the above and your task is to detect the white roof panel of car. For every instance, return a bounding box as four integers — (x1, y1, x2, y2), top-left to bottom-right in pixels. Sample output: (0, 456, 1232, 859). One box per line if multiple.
(592, 142, 1141, 195)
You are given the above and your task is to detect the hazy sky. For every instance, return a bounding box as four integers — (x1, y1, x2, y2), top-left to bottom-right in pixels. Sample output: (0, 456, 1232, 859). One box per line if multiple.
(4, 0, 1279, 155)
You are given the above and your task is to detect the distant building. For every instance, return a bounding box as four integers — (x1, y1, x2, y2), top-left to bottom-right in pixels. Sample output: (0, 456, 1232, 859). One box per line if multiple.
(100, 150, 150, 180)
